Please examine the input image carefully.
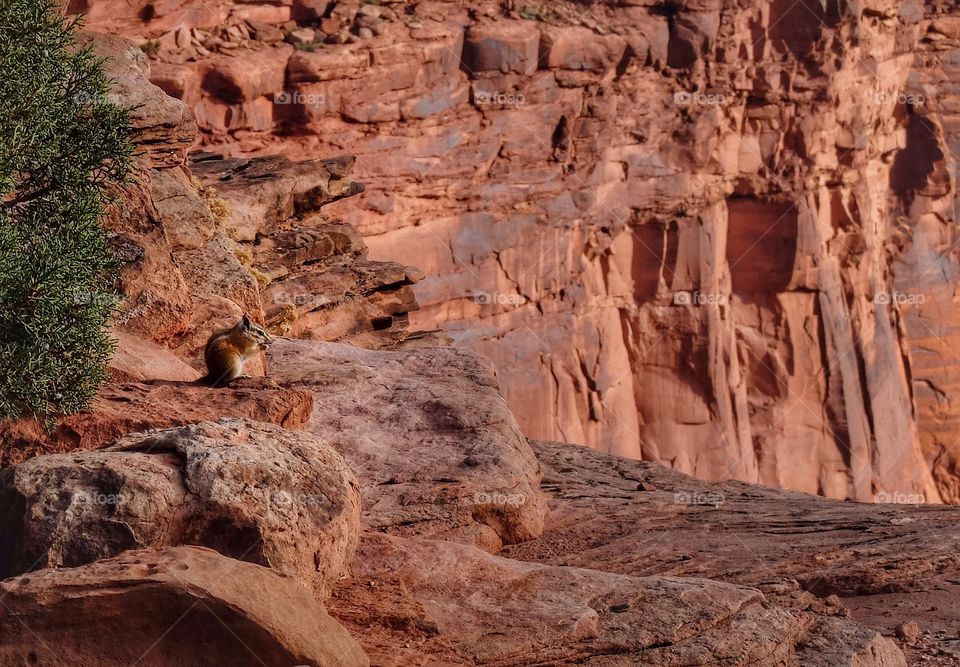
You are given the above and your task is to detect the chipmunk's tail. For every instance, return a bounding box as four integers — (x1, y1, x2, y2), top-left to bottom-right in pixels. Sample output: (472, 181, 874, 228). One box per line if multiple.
(197, 373, 227, 388)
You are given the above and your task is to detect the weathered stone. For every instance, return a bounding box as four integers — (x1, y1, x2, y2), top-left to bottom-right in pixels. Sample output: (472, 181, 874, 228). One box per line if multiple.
(148, 166, 216, 249)
(0, 546, 368, 667)
(0, 420, 359, 598)
(329, 532, 904, 666)
(462, 20, 540, 76)
(268, 338, 549, 549)
(0, 379, 314, 468)
(79, 32, 197, 168)
(189, 153, 364, 241)
(505, 440, 960, 598)
(199, 46, 291, 103)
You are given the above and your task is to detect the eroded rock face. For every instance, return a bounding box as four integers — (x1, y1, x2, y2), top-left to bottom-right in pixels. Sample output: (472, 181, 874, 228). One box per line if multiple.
(189, 153, 431, 349)
(79, 32, 197, 168)
(268, 337, 549, 550)
(72, 27, 429, 386)
(328, 532, 905, 667)
(0, 546, 368, 667)
(74, 0, 960, 504)
(0, 420, 360, 598)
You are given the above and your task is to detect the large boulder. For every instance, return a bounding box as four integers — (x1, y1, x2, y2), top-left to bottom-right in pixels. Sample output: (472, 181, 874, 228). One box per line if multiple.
(268, 338, 549, 551)
(0, 420, 360, 598)
(0, 546, 368, 667)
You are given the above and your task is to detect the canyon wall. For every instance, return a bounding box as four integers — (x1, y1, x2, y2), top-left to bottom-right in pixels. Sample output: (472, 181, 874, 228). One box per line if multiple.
(76, 0, 960, 504)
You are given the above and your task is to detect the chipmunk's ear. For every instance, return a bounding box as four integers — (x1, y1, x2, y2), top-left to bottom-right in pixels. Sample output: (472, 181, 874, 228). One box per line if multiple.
(240, 314, 251, 329)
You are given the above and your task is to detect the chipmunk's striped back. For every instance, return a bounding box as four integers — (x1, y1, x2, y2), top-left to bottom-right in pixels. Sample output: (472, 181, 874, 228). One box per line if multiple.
(199, 314, 273, 387)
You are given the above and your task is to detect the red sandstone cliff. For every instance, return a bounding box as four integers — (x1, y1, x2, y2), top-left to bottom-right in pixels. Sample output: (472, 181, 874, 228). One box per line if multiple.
(71, 0, 960, 506)
(2, 15, 960, 664)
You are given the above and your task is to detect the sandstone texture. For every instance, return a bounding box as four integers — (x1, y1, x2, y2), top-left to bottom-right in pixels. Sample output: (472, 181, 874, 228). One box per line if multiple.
(329, 532, 905, 666)
(0, 420, 361, 597)
(507, 440, 960, 595)
(0, 546, 368, 667)
(74, 0, 960, 506)
(0, 11, 958, 667)
(268, 338, 549, 550)
(80, 25, 432, 385)
(503, 439, 960, 666)
(0, 378, 313, 468)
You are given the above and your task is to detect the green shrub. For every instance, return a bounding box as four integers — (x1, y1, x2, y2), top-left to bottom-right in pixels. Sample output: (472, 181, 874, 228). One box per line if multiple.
(0, 0, 132, 422)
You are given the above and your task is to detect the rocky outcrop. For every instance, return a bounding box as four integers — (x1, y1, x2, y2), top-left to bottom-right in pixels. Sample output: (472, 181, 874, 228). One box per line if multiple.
(268, 338, 549, 550)
(503, 439, 960, 665)
(83, 25, 432, 386)
(331, 532, 905, 666)
(0, 546, 368, 667)
(76, 0, 960, 505)
(0, 420, 360, 598)
(188, 153, 440, 349)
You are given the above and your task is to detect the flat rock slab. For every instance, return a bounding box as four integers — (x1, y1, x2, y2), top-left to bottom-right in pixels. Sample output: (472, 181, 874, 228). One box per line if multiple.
(503, 441, 960, 597)
(0, 420, 360, 598)
(0, 546, 368, 667)
(0, 378, 313, 467)
(268, 338, 549, 549)
(328, 533, 902, 666)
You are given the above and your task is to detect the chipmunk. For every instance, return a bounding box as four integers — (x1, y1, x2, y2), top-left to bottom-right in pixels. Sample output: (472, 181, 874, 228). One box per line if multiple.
(199, 314, 274, 387)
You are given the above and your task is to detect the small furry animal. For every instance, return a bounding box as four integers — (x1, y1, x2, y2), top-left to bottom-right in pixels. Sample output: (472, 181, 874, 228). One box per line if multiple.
(200, 314, 274, 387)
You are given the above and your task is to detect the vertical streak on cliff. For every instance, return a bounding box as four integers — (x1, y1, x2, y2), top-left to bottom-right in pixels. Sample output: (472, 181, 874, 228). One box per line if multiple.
(854, 167, 943, 502)
(805, 188, 873, 500)
(890, 6, 960, 503)
(702, 199, 759, 483)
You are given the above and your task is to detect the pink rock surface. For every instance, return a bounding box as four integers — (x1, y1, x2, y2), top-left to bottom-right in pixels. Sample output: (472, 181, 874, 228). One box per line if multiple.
(328, 532, 905, 666)
(268, 337, 549, 550)
(72, 0, 960, 505)
(0, 378, 313, 468)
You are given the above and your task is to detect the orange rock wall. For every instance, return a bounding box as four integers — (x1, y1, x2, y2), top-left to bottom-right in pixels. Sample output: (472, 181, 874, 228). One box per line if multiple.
(79, 0, 960, 503)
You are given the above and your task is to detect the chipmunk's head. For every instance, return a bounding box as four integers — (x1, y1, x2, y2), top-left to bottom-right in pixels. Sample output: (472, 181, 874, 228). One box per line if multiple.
(238, 314, 274, 350)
